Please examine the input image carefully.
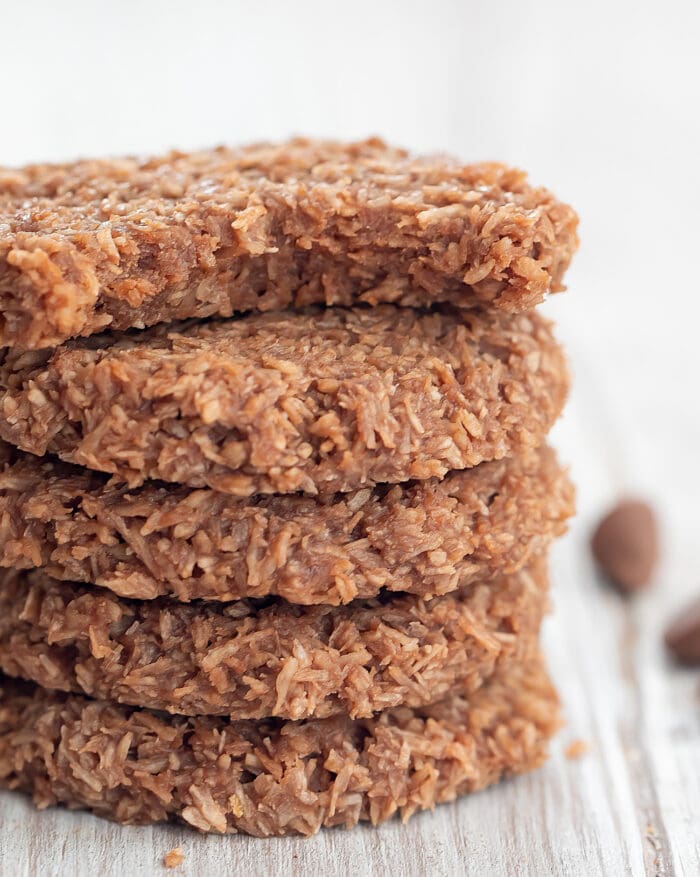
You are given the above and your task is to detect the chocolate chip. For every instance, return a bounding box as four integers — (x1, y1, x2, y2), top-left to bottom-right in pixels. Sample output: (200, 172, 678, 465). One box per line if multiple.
(664, 596, 700, 665)
(590, 499, 658, 593)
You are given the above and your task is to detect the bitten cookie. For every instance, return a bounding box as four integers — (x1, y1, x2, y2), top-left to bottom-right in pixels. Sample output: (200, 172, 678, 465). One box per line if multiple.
(0, 138, 578, 348)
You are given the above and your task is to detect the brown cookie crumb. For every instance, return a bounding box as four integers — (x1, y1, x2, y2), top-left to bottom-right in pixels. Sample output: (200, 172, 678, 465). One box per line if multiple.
(664, 596, 700, 665)
(565, 739, 590, 760)
(163, 848, 184, 869)
(590, 499, 658, 593)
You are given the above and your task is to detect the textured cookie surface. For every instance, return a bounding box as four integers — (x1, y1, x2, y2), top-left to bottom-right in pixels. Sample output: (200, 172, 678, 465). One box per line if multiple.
(0, 653, 559, 836)
(0, 442, 573, 604)
(0, 559, 547, 721)
(0, 138, 578, 349)
(0, 306, 568, 496)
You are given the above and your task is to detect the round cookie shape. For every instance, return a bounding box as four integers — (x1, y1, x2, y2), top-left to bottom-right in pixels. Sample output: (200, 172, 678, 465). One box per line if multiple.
(0, 654, 559, 836)
(0, 138, 579, 349)
(0, 443, 573, 604)
(0, 560, 546, 721)
(0, 306, 568, 496)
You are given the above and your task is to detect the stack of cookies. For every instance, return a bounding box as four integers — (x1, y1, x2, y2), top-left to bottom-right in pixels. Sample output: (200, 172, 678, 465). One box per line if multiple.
(0, 140, 577, 837)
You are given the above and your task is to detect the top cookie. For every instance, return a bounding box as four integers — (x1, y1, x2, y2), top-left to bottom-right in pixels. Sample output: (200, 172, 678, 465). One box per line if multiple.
(0, 139, 578, 349)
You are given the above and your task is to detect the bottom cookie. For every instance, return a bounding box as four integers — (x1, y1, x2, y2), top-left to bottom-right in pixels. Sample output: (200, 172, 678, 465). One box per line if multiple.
(0, 653, 559, 837)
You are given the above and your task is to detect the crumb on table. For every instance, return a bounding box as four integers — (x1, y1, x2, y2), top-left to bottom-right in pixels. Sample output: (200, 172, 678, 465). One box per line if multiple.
(565, 739, 590, 760)
(163, 847, 184, 869)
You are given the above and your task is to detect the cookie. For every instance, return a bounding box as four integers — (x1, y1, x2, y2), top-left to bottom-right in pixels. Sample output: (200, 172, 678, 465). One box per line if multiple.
(0, 306, 568, 496)
(0, 559, 546, 721)
(0, 652, 559, 836)
(0, 138, 578, 349)
(0, 441, 573, 604)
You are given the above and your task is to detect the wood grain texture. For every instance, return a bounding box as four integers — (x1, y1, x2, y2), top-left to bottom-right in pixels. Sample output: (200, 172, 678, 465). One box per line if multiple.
(1, 323, 699, 876)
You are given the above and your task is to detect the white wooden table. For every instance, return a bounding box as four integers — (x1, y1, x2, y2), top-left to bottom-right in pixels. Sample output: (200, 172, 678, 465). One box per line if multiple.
(1, 295, 698, 875)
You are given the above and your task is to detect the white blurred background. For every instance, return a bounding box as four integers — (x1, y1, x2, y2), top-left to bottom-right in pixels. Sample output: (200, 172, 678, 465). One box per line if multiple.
(2, 0, 699, 541)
